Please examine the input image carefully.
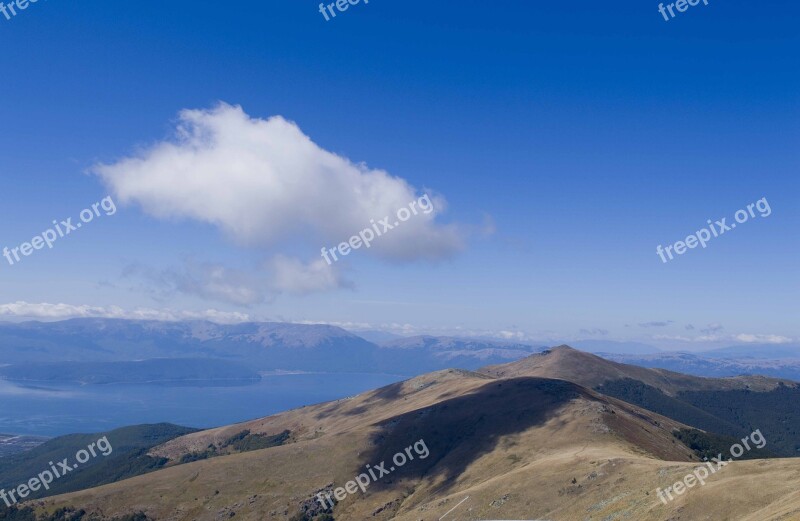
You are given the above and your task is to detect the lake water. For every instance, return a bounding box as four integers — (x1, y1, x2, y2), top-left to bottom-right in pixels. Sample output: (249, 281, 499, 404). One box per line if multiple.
(0, 373, 406, 437)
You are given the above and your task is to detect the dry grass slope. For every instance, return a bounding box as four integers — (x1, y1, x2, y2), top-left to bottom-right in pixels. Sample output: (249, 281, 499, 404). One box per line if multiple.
(28, 349, 800, 521)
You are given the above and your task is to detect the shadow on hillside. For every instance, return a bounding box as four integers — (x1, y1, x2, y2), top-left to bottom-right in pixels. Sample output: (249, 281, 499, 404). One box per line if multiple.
(356, 377, 586, 494)
(346, 381, 409, 417)
(313, 380, 409, 420)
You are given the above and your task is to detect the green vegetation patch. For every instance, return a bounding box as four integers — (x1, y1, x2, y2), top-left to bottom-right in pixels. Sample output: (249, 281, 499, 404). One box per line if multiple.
(596, 378, 800, 457)
(0, 424, 197, 502)
(179, 429, 291, 463)
(672, 428, 775, 461)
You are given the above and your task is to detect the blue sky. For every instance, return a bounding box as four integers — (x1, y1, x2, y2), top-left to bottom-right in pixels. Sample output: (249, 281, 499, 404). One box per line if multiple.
(0, 0, 797, 350)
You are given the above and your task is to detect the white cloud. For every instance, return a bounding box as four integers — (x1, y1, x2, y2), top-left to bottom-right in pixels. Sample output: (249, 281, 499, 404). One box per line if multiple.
(124, 256, 349, 305)
(693, 334, 727, 342)
(497, 330, 529, 341)
(92, 103, 464, 263)
(652, 334, 696, 342)
(267, 255, 348, 295)
(125, 262, 267, 306)
(653, 332, 794, 345)
(0, 301, 251, 324)
(734, 333, 794, 344)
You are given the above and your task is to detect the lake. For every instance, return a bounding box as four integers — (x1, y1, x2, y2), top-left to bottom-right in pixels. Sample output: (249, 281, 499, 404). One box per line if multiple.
(0, 373, 406, 437)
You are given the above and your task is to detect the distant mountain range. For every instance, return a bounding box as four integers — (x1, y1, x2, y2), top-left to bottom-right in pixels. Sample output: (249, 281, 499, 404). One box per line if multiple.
(570, 339, 663, 355)
(0, 319, 375, 366)
(0, 319, 545, 383)
(1, 319, 798, 386)
(603, 351, 800, 381)
(700, 343, 800, 359)
(375, 335, 545, 372)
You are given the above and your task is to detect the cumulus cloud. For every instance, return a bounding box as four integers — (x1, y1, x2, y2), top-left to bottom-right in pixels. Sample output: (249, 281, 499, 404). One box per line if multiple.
(92, 103, 464, 263)
(0, 301, 250, 324)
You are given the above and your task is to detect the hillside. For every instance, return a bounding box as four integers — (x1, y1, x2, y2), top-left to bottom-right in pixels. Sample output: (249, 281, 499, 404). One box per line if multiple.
(0, 424, 197, 501)
(31, 371, 694, 520)
(483, 346, 800, 456)
(24, 367, 799, 521)
(480, 345, 793, 394)
(6, 348, 800, 520)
